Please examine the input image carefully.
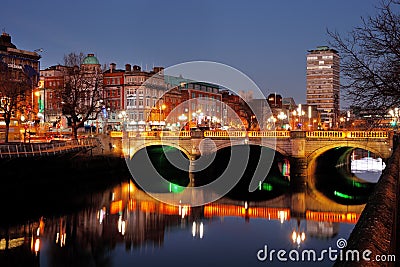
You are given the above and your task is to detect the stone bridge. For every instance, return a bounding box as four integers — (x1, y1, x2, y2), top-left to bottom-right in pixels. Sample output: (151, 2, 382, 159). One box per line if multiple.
(112, 130, 393, 182)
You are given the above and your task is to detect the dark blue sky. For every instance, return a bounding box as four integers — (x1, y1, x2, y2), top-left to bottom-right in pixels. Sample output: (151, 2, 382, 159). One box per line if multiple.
(1, 0, 379, 105)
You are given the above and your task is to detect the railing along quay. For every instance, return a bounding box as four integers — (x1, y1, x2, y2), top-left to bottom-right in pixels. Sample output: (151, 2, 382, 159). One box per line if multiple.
(0, 138, 96, 158)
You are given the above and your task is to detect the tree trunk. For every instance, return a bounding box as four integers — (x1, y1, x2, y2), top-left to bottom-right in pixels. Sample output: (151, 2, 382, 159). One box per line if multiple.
(4, 120, 9, 143)
(72, 125, 78, 140)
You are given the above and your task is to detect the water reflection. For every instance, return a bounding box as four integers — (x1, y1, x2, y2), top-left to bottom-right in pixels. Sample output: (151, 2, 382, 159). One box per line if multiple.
(313, 147, 377, 205)
(0, 178, 368, 267)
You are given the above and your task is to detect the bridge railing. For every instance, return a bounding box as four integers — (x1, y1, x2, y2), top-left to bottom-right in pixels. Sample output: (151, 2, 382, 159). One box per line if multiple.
(306, 131, 345, 138)
(306, 131, 389, 139)
(127, 131, 191, 138)
(345, 131, 389, 138)
(119, 130, 391, 140)
(248, 131, 290, 138)
(203, 131, 247, 138)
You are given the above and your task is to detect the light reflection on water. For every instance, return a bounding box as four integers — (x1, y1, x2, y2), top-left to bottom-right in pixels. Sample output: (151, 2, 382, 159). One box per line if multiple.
(0, 170, 378, 267)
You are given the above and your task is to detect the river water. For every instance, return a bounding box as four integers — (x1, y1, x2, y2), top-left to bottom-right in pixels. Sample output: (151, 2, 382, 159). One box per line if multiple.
(0, 147, 382, 267)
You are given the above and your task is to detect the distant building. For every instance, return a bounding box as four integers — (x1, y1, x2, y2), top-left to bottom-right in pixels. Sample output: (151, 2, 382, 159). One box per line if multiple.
(282, 97, 296, 111)
(306, 46, 340, 127)
(39, 64, 69, 123)
(174, 81, 223, 128)
(103, 63, 125, 130)
(124, 65, 166, 130)
(0, 32, 41, 115)
(267, 93, 282, 109)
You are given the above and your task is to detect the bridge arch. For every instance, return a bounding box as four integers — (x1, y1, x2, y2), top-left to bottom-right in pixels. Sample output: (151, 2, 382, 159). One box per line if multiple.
(127, 141, 191, 159)
(307, 142, 386, 163)
(213, 141, 289, 156)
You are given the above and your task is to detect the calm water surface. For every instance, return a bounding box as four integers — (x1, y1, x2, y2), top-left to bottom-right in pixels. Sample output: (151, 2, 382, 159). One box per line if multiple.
(0, 147, 382, 267)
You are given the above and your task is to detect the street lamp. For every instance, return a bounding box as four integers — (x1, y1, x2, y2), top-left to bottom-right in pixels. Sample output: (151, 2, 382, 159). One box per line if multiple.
(118, 110, 128, 131)
(178, 113, 187, 130)
(159, 103, 166, 129)
(277, 111, 287, 130)
(296, 104, 305, 129)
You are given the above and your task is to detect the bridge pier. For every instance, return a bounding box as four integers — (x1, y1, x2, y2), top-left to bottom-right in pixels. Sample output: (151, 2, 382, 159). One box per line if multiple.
(289, 157, 307, 188)
(188, 155, 199, 187)
(290, 131, 307, 189)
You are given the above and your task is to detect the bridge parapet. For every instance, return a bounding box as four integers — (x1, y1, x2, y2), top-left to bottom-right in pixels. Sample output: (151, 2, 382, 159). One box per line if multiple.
(113, 130, 392, 140)
(114, 130, 393, 160)
(306, 130, 389, 139)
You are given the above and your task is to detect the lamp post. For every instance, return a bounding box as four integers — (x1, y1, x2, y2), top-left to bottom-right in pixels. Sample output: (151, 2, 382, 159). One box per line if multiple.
(118, 110, 128, 131)
(178, 113, 187, 130)
(308, 105, 312, 130)
(292, 110, 297, 130)
(277, 111, 287, 130)
(296, 104, 305, 130)
(159, 103, 166, 129)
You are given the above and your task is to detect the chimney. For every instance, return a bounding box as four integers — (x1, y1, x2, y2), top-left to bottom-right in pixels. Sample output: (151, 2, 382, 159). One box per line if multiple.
(153, 66, 164, 74)
(125, 64, 131, 72)
(0, 32, 16, 49)
(1, 32, 11, 44)
(110, 63, 116, 73)
(132, 65, 141, 71)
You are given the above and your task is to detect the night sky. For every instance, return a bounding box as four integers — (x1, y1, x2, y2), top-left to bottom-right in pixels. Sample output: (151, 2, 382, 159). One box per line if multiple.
(1, 0, 379, 106)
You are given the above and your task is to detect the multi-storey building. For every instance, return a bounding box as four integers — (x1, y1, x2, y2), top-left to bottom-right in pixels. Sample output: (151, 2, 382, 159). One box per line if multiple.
(172, 81, 223, 129)
(39, 54, 104, 132)
(103, 63, 125, 130)
(124, 65, 166, 131)
(306, 46, 340, 127)
(0, 32, 41, 141)
(0, 32, 41, 116)
(39, 65, 69, 123)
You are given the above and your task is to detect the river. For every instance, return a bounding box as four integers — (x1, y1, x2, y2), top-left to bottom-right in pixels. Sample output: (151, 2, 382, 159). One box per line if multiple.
(0, 146, 382, 267)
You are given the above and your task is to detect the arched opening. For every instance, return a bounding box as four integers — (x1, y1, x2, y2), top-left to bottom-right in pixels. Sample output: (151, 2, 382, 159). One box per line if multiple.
(193, 145, 290, 201)
(309, 146, 383, 205)
(127, 145, 190, 193)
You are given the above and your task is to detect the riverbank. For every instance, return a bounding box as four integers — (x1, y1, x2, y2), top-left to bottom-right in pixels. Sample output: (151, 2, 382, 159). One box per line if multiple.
(334, 145, 399, 266)
(0, 154, 131, 226)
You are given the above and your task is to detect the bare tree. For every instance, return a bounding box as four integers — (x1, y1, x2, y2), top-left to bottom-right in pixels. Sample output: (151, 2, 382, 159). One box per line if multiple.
(328, 0, 400, 114)
(63, 52, 85, 68)
(0, 63, 32, 142)
(59, 53, 104, 139)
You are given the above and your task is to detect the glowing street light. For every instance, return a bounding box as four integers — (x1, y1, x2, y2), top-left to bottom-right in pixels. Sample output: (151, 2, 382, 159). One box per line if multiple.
(159, 103, 167, 128)
(277, 111, 287, 129)
(118, 110, 128, 131)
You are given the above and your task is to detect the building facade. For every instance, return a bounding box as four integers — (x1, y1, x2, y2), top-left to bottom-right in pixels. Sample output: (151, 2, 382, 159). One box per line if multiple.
(306, 46, 340, 127)
(124, 65, 166, 131)
(103, 63, 125, 131)
(0, 32, 41, 140)
(39, 65, 69, 124)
